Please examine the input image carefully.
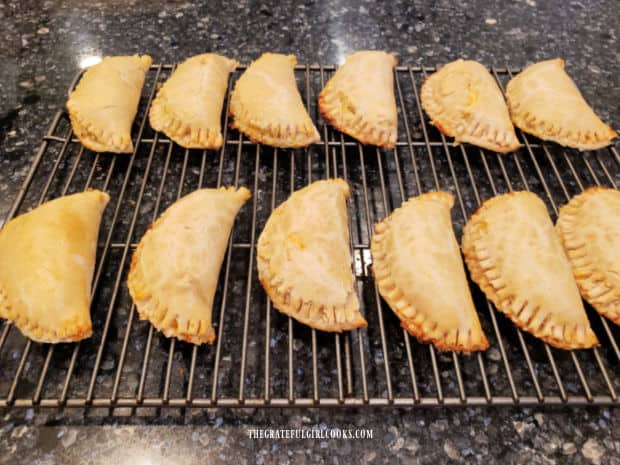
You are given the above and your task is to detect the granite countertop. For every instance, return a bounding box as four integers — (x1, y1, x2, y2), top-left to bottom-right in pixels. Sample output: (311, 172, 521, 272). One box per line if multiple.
(1, 0, 619, 464)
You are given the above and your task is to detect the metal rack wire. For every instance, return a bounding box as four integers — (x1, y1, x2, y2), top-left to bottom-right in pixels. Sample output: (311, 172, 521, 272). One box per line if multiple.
(0, 63, 618, 409)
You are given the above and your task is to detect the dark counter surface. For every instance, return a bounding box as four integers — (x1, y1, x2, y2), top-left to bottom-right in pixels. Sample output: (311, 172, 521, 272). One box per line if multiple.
(1, 0, 619, 464)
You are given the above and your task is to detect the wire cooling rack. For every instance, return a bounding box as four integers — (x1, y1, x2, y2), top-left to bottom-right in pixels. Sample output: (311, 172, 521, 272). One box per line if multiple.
(0, 63, 619, 409)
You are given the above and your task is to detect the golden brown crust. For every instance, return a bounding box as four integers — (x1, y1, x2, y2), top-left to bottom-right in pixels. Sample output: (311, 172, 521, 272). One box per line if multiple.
(462, 191, 599, 350)
(506, 58, 616, 150)
(0, 190, 109, 343)
(318, 51, 398, 148)
(0, 282, 93, 343)
(257, 179, 366, 331)
(229, 53, 320, 148)
(421, 59, 521, 153)
(128, 186, 251, 345)
(257, 275, 365, 332)
(67, 55, 152, 153)
(68, 111, 133, 153)
(371, 191, 489, 353)
(557, 187, 620, 326)
(149, 53, 238, 149)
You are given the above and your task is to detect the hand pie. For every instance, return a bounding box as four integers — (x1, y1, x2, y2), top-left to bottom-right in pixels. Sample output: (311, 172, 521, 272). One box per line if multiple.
(506, 58, 617, 150)
(319, 50, 398, 148)
(257, 179, 366, 331)
(128, 186, 251, 345)
(149, 53, 238, 149)
(371, 192, 488, 352)
(229, 53, 320, 148)
(462, 191, 598, 350)
(67, 55, 152, 153)
(0, 190, 109, 343)
(557, 187, 620, 326)
(421, 59, 520, 153)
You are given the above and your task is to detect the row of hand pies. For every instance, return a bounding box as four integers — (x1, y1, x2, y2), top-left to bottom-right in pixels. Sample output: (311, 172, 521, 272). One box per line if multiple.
(421, 58, 616, 152)
(1, 182, 618, 353)
(66, 51, 397, 152)
(65, 53, 616, 154)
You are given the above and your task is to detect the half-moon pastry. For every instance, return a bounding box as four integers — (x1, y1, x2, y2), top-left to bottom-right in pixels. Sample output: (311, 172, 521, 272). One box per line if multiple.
(462, 191, 598, 349)
(421, 59, 521, 153)
(557, 187, 620, 326)
(506, 58, 617, 150)
(371, 192, 488, 352)
(257, 179, 366, 331)
(67, 55, 152, 153)
(149, 53, 238, 149)
(128, 186, 251, 345)
(319, 50, 398, 148)
(229, 53, 320, 148)
(0, 190, 110, 343)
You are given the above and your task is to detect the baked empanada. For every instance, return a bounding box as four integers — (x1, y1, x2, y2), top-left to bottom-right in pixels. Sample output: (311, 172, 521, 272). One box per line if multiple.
(421, 59, 521, 153)
(257, 179, 366, 331)
(229, 53, 320, 148)
(462, 191, 598, 349)
(128, 186, 251, 345)
(67, 55, 152, 153)
(557, 187, 620, 326)
(371, 192, 488, 352)
(319, 50, 398, 148)
(149, 53, 238, 149)
(0, 190, 109, 343)
(506, 58, 617, 150)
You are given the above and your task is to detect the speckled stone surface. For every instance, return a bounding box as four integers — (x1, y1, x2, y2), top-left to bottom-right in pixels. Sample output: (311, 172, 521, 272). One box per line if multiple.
(1, 407, 619, 464)
(1, 0, 619, 464)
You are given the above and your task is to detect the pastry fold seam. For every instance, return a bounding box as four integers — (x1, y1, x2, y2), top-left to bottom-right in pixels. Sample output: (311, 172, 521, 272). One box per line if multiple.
(319, 86, 397, 147)
(556, 188, 620, 325)
(371, 192, 489, 353)
(0, 276, 93, 343)
(462, 195, 599, 349)
(256, 179, 366, 331)
(257, 251, 366, 332)
(420, 59, 522, 153)
(67, 107, 134, 153)
(127, 186, 250, 345)
(505, 58, 616, 150)
(128, 255, 217, 344)
(228, 53, 320, 148)
(318, 51, 398, 148)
